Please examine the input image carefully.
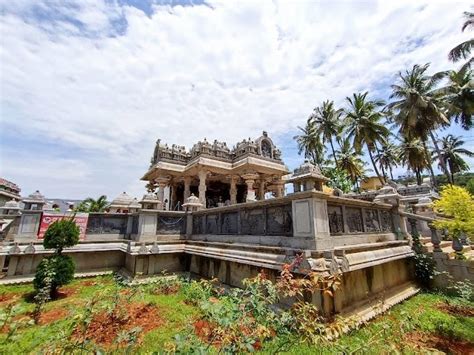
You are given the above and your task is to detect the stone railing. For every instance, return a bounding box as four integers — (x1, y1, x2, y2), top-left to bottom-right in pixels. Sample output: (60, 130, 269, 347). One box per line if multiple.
(86, 213, 129, 235)
(326, 197, 394, 236)
(191, 200, 292, 237)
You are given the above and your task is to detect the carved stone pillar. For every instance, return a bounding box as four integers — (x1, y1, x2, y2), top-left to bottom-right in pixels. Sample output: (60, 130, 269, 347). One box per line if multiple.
(183, 177, 192, 200)
(258, 178, 265, 200)
(274, 181, 285, 198)
(155, 177, 169, 210)
(170, 184, 177, 211)
(229, 175, 238, 205)
(198, 170, 208, 206)
(241, 172, 259, 202)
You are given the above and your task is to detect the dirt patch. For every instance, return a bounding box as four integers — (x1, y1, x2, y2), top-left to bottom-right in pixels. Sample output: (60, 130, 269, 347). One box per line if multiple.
(56, 285, 78, 299)
(0, 292, 22, 306)
(406, 331, 474, 354)
(437, 302, 474, 317)
(152, 284, 180, 295)
(37, 308, 68, 325)
(80, 280, 98, 287)
(75, 303, 163, 347)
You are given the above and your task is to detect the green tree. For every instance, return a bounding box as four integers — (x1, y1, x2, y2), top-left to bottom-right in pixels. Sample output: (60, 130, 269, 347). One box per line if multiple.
(435, 69, 474, 130)
(466, 178, 474, 194)
(433, 185, 474, 241)
(293, 118, 325, 167)
(433, 135, 474, 184)
(335, 137, 367, 189)
(387, 63, 451, 185)
(34, 218, 80, 297)
(399, 137, 429, 185)
(448, 11, 474, 73)
(75, 195, 108, 213)
(374, 142, 400, 181)
(322, 167, 353, 193)
(345, 92, 389, 185)
(312, 100, 343, 167)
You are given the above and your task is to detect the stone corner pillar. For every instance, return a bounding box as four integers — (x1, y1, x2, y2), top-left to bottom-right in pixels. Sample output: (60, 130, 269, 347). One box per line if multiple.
(155, 176, 170, 210)
(183, 176, 192, 200)
(291, 196, 332, 251)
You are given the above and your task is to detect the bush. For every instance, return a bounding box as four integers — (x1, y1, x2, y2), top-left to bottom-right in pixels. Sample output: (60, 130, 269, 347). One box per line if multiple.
(33, 255, 75, 296)
(43, 218, 80, 252)
(34, 217, 80, 297)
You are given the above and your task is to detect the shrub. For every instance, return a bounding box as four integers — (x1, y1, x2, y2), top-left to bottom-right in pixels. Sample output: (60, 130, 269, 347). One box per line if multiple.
(33, 255, 75, 297)
(433, 185, 474, 240)
(34, 217, 80, 297)
(43, 218, 80, 253)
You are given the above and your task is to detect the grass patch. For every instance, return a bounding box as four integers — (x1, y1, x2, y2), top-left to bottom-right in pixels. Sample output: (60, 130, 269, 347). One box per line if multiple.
(0, 276, 472, 354)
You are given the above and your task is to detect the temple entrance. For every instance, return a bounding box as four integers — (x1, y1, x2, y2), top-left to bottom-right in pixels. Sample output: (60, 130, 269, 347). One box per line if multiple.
(236, 184, 247, 203)
(206, 181, 230, 208)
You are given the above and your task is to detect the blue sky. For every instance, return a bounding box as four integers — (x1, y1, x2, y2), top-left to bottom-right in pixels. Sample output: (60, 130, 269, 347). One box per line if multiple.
(0, 0, 473, 199)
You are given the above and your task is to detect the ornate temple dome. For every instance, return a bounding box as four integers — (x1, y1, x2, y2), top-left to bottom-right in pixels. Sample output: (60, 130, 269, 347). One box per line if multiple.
(3, 199, 20, 209)
(109, 192, 134, 208)
(23, 190, 45, 203)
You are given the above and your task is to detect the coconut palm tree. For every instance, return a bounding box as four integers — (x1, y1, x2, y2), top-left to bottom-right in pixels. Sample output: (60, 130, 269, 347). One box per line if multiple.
(311, 100, 343, 167)
(435, 69, 474, 130)
(345, 92, 390, 185)
(335, 137, 367, 190)
(399, 137, 429, 185)
(77, 195, 108, 212)
(293, 118, 325, 167)
(387, 63, 451, 185)
(433, 135, 474, 184)
(375, 142, 400, 181)
(449, 11, 474, 72)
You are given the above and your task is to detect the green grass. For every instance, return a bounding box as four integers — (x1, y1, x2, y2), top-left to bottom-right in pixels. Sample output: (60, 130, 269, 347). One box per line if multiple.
(1, 276, 473, 354)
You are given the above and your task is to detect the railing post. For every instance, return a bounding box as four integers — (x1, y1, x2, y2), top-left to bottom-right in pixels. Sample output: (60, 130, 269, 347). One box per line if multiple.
(429, 224, 442, 252)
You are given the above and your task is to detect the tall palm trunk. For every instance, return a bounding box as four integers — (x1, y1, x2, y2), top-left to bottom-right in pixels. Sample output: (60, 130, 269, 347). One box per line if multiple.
(429, 130, 452, 184)
(329, 139, 338, 168)
(421, 139, 437, 188)
(367, 146, 384, 185)
(375, 144, 387, 180)
(389, 166, 394, 181)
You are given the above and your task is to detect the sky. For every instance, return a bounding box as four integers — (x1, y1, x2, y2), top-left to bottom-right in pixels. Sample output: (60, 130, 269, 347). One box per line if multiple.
(1, 0, 473, 200)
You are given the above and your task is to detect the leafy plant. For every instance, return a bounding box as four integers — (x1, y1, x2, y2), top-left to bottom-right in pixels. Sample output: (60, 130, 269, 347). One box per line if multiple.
(34, 218, 80, 297)
(433, 185, 474, 242)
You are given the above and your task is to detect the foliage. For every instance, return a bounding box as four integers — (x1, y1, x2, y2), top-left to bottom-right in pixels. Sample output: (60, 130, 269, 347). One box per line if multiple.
(33, 255, 75, 297)
(75, 195, 108, 213)
(322, 166, 354, 193)
(433, 134, 474, 184)
(42, 218, 80, 253)
(410, 228, 436, 289)
(433, 185, 474, 240)
(467, 178, 474, 194)
(293, 118, 325, 167)
(448, 280, 474, 303)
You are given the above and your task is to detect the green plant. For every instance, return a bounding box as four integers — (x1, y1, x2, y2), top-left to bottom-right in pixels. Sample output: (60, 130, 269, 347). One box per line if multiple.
(43, 218, 80, 253)
(33, 255, 75, 297)
(34, 218, 80, 297)
(433, 185, 474, 244)
(449, 280, 474, 302)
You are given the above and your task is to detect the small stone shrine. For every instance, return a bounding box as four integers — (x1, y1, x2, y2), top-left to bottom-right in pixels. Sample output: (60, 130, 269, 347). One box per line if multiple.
(142, 131, 289, 209)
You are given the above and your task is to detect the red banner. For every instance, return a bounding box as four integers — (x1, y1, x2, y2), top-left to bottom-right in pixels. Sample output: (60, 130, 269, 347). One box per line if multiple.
(38, 213, 89, 240)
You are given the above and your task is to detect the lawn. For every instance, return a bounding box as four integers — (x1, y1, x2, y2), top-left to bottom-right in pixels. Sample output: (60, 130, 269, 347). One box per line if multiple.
(0, 275, 472, 354)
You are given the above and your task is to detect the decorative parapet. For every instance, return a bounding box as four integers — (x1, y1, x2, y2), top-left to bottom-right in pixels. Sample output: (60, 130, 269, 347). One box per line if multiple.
(149, 131, 284, 168)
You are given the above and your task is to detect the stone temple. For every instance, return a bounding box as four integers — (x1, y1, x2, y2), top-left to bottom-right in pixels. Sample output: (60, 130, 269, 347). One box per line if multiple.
(141, 131, 288, 209)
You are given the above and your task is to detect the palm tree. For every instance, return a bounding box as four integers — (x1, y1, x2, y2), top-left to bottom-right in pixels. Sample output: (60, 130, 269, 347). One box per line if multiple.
(311, 100, 343, 167)
(449, 11, 474, 72)
(77, 195, 108, 212)
(399, 137, 429, 185)
(293, 118, 325, 167)
(374, 142, 400, 181)
(336, 137, 367, 190)
(433, 135, 474, 184)
(387, 63, 451, 185)
(435, 69, 474, 130)
(345, 92, 390, 185)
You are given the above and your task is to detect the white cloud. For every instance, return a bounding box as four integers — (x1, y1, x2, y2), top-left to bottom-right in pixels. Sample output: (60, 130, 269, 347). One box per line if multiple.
(0, 0, 472, 198)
